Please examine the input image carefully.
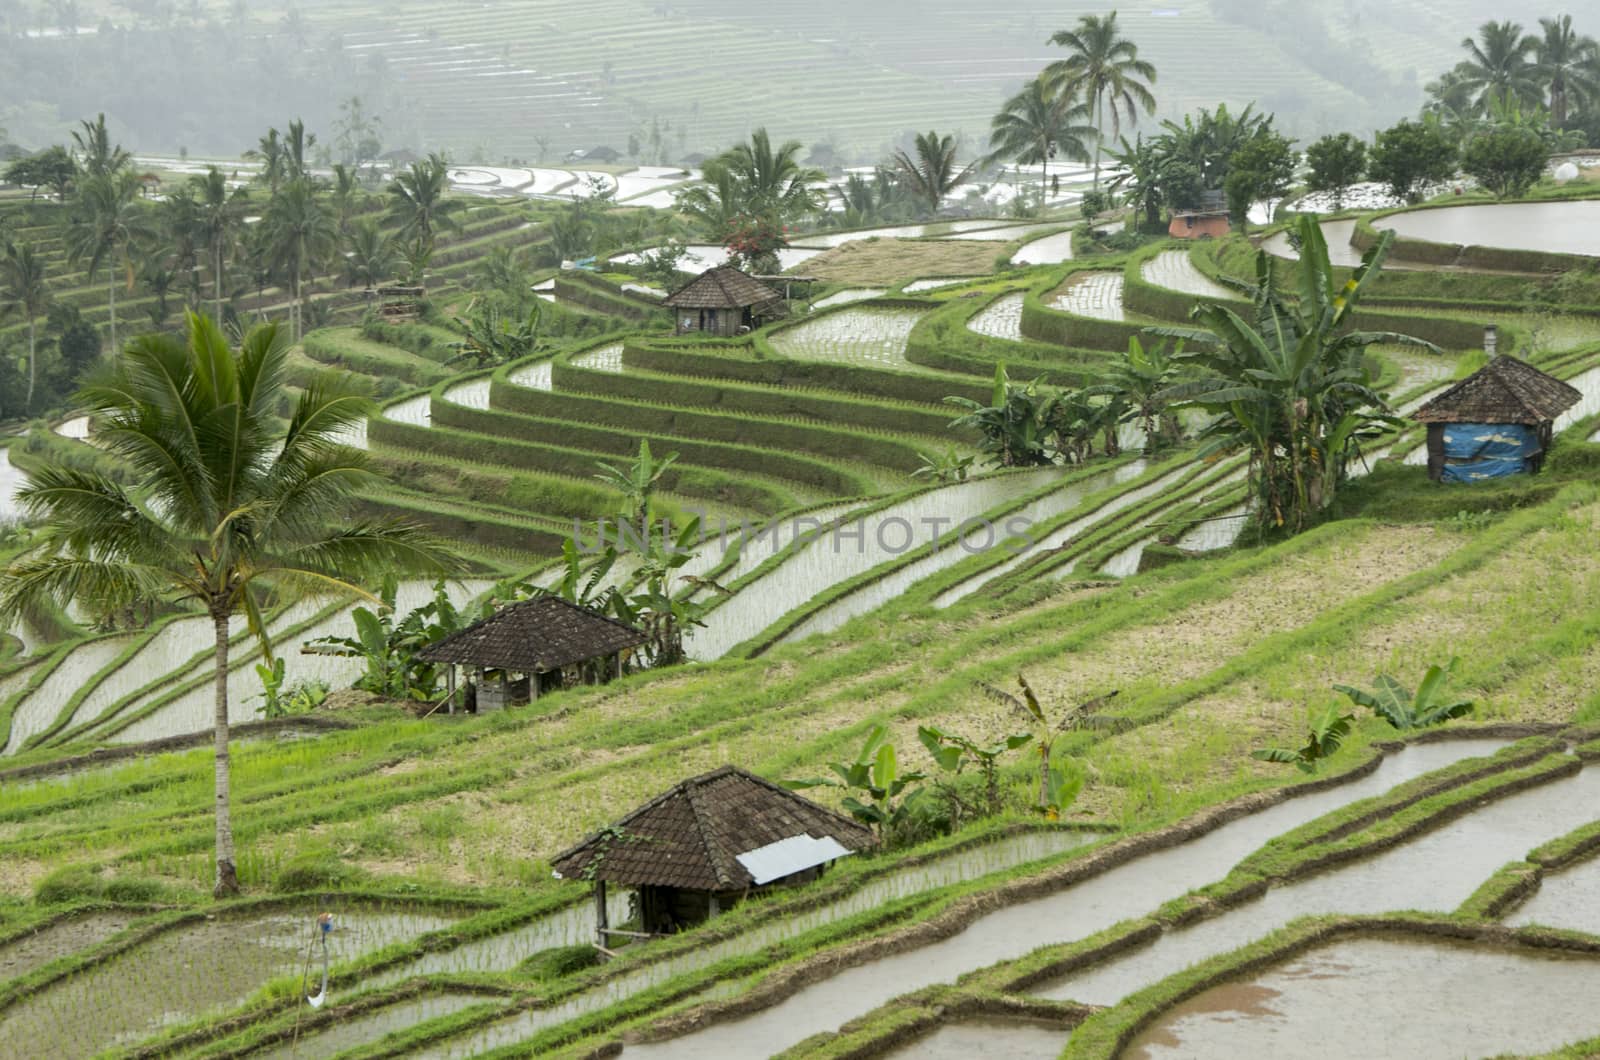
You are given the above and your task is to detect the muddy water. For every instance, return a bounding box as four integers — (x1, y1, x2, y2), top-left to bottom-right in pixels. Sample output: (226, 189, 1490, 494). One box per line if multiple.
(1124, 936, 1600, 1060)
(616, 740, 1511, 1060)
(1381, 200, 1600, 258)
(0, 909, 456, 1057)
(249, 992, 491, 1060)
(1508, 857, 1600, 935)
(1261, 220, 1366, 269)
(936, 463, 1195, 607)
(440, 377, 491, 410)
(411, 830, 1092, 1059)
(778, 465, 1141, 643)
(0, 912, 135, 984)
(686, 470, 1059, 659)
(1035, 761, 1600, 1006)
(384, 394, 432, 427)
(880, 1017, 1068, 1059)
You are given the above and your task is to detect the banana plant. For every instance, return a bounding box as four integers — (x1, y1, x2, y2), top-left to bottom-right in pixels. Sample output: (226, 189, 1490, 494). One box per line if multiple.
(594, 439, 680, 532)
(979, 674, 1120, 812)
(787, 725, 926, 839)
(1334, 658, 1474, 731)
(1252, 703, 1356, 773)
(1040, 750, 1085, 822)
(945, 363, 1059, 468)
(918, 724, 1033, 819)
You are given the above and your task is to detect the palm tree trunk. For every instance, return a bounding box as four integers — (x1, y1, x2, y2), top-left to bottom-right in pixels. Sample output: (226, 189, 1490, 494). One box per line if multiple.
(107, 261, 118, 355)
(1092, 92, 1105, 190)
(214, 239, 224, 324)
(1037, 742, 1050, 810)
(212, 610, 239, 897)
(292, 272, 301, 344)
(25, 318, 36, 410)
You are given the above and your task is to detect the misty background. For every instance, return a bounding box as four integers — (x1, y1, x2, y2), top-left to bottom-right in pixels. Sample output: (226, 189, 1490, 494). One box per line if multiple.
(0, 0, 1562, 163)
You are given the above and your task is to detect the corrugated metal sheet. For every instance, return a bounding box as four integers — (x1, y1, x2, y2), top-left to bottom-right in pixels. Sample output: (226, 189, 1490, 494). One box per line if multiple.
(735, 834, 855, 885)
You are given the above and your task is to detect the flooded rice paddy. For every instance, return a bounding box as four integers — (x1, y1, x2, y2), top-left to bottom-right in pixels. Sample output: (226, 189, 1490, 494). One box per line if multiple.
(687, 470, 1058, 659)
(811, 288, 886, 309)
(3, 634, 138, 755)
(0, 912, 135, 985)
(967, 292, 1025, 340)
(507, 358, 554, 390)
(1379, 199, 1600, 258)
(767, 308, 927, 370)
(1508, 857, 1600, 935)
(251, 992, 492, 1060)
(0, 908, 455, 1058)
(1011, 231, 1076, 266)
(570, 342, 625, 373)
(440, 377, 492, 410)
(618, 740, 1511, 1060)
(1124, 936, 1600, 1060)
(1141, 250, 1233, 300)
(1034, 761, 1600, 1007)
(0, 446, 28, 524)
(881, 1017, 1068, 1059)
(1050, 272, 1125, 321)
(384, 394, 433, 427)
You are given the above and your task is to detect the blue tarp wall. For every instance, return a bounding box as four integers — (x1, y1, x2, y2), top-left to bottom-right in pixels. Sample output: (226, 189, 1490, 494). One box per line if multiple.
(1440, 423, 1541, 482)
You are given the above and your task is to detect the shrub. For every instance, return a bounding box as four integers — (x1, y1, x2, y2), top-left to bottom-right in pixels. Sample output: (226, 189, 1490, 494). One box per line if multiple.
(101, 876, 176, 904)
(519, 944, 600, 980)
(273, 849, 372, 893)
(34, 865, 103, 904)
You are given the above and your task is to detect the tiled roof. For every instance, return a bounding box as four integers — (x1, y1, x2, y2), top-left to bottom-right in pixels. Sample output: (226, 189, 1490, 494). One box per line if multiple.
(662, 265, 785, 310)
(550, 766, 876, 890)
(417, 596, 645, 672)
(1412, 355, 1582, 425)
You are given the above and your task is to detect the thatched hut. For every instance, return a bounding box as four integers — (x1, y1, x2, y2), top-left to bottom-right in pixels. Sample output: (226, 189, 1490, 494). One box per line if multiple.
(418, 596, 645, 711)
(1410, 355, 1582, 481)
(662, 265, 787, 337)
(550, 766, 875, 950)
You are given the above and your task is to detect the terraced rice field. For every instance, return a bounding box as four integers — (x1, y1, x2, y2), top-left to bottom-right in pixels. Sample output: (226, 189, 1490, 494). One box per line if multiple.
(1050, 271, 1126, 321)
(767, 307, 926, 369)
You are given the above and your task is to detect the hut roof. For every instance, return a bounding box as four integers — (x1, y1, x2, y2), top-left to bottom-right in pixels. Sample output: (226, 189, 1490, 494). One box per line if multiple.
(662, 266, 785, 311)
(1411, 356, 1582, 425)
(550, 765, 876, 890)
(418, 596, 645, 673)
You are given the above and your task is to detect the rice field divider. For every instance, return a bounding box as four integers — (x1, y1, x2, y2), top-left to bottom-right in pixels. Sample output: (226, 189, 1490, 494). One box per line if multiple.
(729, 456, 1148, 658)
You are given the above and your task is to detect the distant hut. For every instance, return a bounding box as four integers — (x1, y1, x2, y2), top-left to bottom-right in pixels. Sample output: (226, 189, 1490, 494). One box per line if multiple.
(418, 596, 645, 711)
(662, 265, 787, 337)
(1168, 189, 1230, 240)
(566, 145, 621, 164)
(551, 766, 875, 950)
(1410, 354, 1582, 482)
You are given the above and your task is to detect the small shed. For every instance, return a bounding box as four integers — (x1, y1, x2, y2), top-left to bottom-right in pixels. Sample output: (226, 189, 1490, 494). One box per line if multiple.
(418, 596, 645, 711)
(662, 265, 787, 336)
(1410, 355, 1582, 482)
(375, 284, 426, 319)
(1168, 189, 1230, 240)
(550, 765, 875, 950)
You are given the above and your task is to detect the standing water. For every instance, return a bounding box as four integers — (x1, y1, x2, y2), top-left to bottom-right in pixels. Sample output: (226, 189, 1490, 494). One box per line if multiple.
(881, 1017, 1068, 1059)
(441, 378, 492, 410)
(0, 447, 28, 525)
(1507, 857, 1600, 936)
(1123, 936, 1600, 1060)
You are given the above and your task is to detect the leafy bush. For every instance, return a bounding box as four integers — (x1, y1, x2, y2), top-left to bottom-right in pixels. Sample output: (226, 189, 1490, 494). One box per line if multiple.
(273, 849, 372, 893)
(34, 865, 104, 904)
(519, 944, 600, 980)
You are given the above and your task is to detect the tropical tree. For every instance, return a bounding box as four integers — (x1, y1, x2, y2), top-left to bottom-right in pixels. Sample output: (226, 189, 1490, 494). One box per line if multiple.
(1461, 123, 1550, 198)
(1091, 336, 1182, 452)
(0, 313, 448, 895)
(1223, 130, 1295, 231)
(1252, 703, 1355, 773)
(787, 725, 926, 840)
(1532, 15, 1599, 128)
(1454, 20, 1541, 112)
(386, 153, 459, 263)
(1151, 216, 1431, 533)
(282, 118, 316, 184)
(987, 76, 1095, 199)
(447, 302, 541, 368)
(1107, 134, 1173, 231)
(594, 438, 678, 531)
(65, 170, 151, 355)
(891, 130, 974, 215)
(979, 674, 1119, 813)
(1334, 658, 1474, 731)
(714, 128, 824, 221)
(342, 216, 399, 291)
(945, 363, 1057, 468)
(1045, 10, 1157, 188)
(261, 178, 338, 342)
(918, 724, 1033, 821)
(1154, 102, 1273, 200)
(246, 127, 285, 195)
(0, 241, 50, 409)
(1369, 118, 1458, 204)
(1304, 132, 1368, 210)
(190, 167, 247, 322)
(4, 146, 77, 202)
(71, 112, 129, 180)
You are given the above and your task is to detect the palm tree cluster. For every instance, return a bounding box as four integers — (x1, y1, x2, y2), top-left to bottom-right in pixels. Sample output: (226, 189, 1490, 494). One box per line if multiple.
(1041, 11, 1158, 190)
(1426, 16, 1599, 134)
(1101, 103, 1283, 232)
(675, 128, 824, 272)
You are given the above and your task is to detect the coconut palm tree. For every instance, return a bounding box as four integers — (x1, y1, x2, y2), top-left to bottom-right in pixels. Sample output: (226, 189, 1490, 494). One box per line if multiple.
(1532, 15, 1600, 128)
(261, 178, 337, 342)
(245, 127, 285, 195)
(1455, 20, 1541, 112)
(283, 118, 316, 184)
(71, 112, 129, 180)
(65, 170, 152, 355)
(0, 313, 450, 896)
(191, 167, 247, 323)
(891, 130, 974, 216)
(987, 76, 1096, 200)
(1045, 11, 1158, 189)
(342, 216, 399, 291)
(0, 241, 50, 409)
(1150, 216, 1431, 533)
(713, 128, 824, 222)
(385, 153, 459, 264)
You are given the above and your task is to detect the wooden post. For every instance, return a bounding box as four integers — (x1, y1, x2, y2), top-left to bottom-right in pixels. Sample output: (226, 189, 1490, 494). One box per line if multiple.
(594, 879, 609, 951)
(530, 669, 540, 702)
(447, 666, 456, 715)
